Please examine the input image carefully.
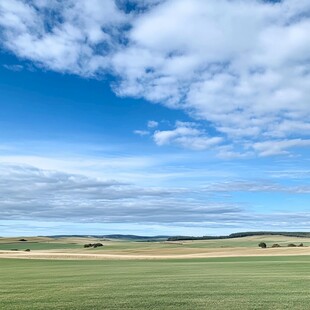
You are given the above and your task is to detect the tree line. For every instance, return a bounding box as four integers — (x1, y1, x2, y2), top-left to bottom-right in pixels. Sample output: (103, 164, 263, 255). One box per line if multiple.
(167, 231, 310, 241)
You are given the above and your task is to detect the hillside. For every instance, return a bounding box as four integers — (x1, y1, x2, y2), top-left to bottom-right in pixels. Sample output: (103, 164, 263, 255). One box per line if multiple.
(167, 231, 310, 241)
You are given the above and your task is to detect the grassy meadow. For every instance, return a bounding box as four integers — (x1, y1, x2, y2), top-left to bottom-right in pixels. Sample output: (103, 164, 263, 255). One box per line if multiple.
(1, 236, 310, 309)
(1, 256, 310, 310)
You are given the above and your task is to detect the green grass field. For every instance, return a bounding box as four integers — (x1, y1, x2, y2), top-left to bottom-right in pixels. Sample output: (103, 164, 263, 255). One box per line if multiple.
(1, 256, 310, 310)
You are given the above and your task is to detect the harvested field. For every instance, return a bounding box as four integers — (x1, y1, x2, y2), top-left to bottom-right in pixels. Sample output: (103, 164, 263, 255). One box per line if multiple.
(1, 245, 310, 260)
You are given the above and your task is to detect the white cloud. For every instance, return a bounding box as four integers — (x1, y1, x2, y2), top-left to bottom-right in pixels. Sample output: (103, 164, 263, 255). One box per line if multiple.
(112, 0, 310, 154)
(153, 121, 222, 150)
(0, 0, 127, 75)
(203, 180, 310, 194)
(252, 139, 310, 156)
(269, 120, 310, 138)
(0, 163, 242, 223)
(134, 129, 150, 136)
(3, 163, 308, 228)
(3, 64, 23, 71)
(0, 153, 309, 230)
(147, 120, 158, 128)
(1, 0, 310, 156)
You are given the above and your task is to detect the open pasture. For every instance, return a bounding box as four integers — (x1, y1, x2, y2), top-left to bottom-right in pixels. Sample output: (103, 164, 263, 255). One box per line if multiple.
(1, 256, 310, 310)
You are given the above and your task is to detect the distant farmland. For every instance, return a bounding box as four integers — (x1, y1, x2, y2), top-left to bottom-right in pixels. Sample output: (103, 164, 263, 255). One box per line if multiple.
(1, 234, 310, 259)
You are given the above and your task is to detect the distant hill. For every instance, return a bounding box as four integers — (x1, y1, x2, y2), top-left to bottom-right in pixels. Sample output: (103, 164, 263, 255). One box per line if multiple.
(101, 234, 170, 240)
(167, 231, 310, 241)
(40, 231, 310, 242)
(45, 234, 170, 241)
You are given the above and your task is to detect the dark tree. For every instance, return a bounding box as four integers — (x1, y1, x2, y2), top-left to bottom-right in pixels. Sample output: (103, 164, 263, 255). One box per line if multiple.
(93, 243, 103, 248)
(288, 243, 296, 247)
(258, 242, 267, 248)
(84, 243, 103, 248)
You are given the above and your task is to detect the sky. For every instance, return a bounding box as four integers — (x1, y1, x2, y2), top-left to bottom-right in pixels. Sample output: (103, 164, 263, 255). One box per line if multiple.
(0, 0, 309, 236)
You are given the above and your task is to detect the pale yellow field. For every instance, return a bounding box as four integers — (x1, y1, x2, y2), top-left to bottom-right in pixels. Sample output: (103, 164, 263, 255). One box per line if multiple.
(1, 246, 310, 260)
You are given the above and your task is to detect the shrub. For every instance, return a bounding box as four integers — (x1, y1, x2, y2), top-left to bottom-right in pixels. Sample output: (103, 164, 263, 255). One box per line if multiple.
(258, 242, 267, 248)
(272, 244, 281, 248)
(298, 243, 304, 247)
(93, 243, 103, 248)
(288, 243, 296, 247)
(84, 243, 103, 248)
(25, 249, 31, 252)
(19, 239, 27, 242)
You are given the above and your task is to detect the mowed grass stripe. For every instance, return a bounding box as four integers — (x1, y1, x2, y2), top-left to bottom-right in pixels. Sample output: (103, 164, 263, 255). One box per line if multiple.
(1, 256, 310, 309)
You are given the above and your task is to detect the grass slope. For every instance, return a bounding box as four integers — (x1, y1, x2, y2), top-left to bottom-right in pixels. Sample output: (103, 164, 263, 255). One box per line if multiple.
(0, 242, 81, 251)
(1, 256, 310, 309)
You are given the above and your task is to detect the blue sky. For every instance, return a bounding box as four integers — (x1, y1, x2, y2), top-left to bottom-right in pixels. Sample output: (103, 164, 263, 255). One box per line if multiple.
(0, 0, 309, 236)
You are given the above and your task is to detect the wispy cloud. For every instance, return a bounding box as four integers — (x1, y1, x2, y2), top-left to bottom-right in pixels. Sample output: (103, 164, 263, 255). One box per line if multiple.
(3, 64, 23, 71)
(0, 163, 241, 224)
(203, 180, 310, 194)
(252, 139, 310, 156)
(2, 160, 308, 223)
(134, 130, 150, 136)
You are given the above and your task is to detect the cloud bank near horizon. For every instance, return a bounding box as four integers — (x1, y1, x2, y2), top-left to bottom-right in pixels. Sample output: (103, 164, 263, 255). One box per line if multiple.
(0, 162, 309, 232)
(1, 0, 310, 156)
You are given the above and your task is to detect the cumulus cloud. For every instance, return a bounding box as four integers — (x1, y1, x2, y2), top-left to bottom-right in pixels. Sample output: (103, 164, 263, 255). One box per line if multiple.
(113, 0, 310, 142)
(147, 120, 159, 128)
(153, 121, 223, 150)
(1, 0, 310, 155)
(0, 0, 127, 75)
